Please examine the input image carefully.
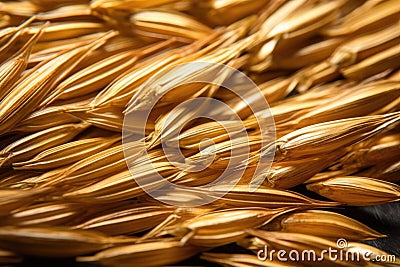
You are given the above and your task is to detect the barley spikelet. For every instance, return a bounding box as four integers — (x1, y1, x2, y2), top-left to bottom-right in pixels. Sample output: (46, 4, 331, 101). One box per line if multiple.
(0, 1, 399, 266)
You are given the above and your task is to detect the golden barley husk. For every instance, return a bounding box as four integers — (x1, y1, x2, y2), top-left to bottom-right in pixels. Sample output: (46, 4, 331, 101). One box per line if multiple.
(0, 1, 399, 266)
(3, 201, 84, 227)
(263, 209, 386, 240)
(307, 176, 400, 206)
(0, 225, 136, 257)
(77, 240, 201, 267)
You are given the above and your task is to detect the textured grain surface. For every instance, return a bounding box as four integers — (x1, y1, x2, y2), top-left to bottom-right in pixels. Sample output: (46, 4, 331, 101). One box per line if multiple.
(0, 0, 399, 266)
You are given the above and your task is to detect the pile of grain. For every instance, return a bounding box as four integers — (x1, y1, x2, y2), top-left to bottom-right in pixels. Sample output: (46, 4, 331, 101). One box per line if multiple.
(0, 0, 399, 266)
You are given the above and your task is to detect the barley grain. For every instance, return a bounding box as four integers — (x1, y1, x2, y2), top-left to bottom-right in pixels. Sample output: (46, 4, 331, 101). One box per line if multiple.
(307, 176, 400, 206)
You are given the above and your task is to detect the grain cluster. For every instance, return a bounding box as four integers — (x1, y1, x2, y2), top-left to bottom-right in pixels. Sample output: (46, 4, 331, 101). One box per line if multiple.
(0, 0, 399, 266)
